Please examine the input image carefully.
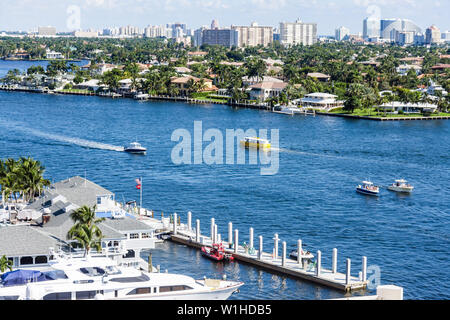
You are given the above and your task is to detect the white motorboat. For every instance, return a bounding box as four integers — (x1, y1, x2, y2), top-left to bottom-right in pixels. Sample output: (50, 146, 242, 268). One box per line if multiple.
(289, 249, 314, 260)
(124, 142, 147, 155)
(356, 181, 379, 196)
(387, 179, 414, 193)
(0, 253, 243, 300)
(273, 104, 303, 115)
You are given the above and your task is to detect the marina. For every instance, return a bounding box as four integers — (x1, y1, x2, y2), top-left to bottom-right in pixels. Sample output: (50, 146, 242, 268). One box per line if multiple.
(0, 85, 449, 299)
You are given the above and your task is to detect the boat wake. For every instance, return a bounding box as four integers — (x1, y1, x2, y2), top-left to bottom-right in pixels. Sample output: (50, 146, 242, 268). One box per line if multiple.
(0, 119, 124, 152)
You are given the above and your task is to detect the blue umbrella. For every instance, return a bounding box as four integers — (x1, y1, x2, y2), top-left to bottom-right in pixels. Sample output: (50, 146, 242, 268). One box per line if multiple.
(1, 269, 47, 286)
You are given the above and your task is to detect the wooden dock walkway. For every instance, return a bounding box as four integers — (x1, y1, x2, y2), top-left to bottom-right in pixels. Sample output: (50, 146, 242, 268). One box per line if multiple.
(137, 213, 368, 293)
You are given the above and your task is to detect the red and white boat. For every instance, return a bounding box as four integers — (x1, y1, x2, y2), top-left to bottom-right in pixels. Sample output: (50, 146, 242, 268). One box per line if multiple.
(201, 243, 234, 262)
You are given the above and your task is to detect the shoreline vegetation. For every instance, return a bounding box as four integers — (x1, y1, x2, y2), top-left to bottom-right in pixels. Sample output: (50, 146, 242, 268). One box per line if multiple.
(0, 37, 448, 121)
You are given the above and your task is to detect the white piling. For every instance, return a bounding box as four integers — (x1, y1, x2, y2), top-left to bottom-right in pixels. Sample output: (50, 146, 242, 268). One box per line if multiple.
(362, 256, 367, 281)
(259, 236, 263, 260)
(249, 227, 254, 249)
(282, 241, 286, 267)
(346, 258, 351, 285)
(316, 250, 321, 277)
(195, 219, 200, 243)
(297, 239, 302, 266)
(228, 222, 233, 247)
(187, 211, 192, 231)
(273, 234, 279, 260)
(234, 229, 239, 253)
(173, 213, 177, 235)
(210, 218, 215, 243)
(217, 234, 221, 243)
(332, 248, 337, 274)
(214, 224, 218, 244)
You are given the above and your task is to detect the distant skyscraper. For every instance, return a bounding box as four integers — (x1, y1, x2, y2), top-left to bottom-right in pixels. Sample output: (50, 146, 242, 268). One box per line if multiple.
(38, 26, 56, 36)
(194, 26, 238, 48)
(363, 17, 380, 39)
(231, 22, 273, 47)
(211, 19, 219, 29)
(426, 25, 441, 44)
(442, 31, 450, 42)
(335, 26, 350, 41)
(380, 19, 421, 41)
(279, 19, 317, 46)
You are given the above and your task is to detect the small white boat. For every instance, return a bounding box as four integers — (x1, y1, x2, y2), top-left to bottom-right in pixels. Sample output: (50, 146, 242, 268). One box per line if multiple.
(274, 105, 303, 115)
(356, 181, 379, 196)
(124, 142, 147, 155)
(289, 250, 314, 260)
(387, 179, 414, 193)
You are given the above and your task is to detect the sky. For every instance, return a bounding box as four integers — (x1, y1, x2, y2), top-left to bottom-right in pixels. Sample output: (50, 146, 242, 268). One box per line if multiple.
(0, 0, 449, 35)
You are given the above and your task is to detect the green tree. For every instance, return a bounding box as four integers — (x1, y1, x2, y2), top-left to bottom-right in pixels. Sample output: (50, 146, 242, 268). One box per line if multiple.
(67, 205, 105, 256)
(0, 255, 13, 273)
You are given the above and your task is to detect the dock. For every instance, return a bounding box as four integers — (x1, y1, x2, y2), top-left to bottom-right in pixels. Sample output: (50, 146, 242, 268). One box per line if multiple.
(136, 211, 368, 293)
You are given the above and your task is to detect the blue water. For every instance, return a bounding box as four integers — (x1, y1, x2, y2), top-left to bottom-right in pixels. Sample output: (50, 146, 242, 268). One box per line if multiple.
(0, 61, 449, 300)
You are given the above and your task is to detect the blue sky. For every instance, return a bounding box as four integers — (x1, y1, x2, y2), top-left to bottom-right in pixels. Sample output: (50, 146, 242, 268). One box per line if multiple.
(0, 0, 448, 35)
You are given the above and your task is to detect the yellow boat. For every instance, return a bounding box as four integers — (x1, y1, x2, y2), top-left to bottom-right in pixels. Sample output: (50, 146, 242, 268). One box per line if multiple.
(240, 137, 271, 150)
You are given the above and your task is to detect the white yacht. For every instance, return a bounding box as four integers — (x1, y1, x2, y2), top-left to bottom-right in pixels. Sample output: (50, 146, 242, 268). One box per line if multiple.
(387, 179, 414, 193)
(0, 253, 243, 300)
(356, 181, 380, 196)
(124, 142, 147, 155)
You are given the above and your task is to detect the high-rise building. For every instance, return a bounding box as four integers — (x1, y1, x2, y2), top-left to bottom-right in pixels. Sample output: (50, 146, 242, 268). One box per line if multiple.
(211, 19, 219, 30)
(442, 31, 450, 43)
(231, 22, 273, 47)
(279, 19, 317, 46)
(363, 17, 380, 39)
(335, 26, 350, 41)
(425, 25, 441, 44)
(380, 19, 421, 41)
(38, 26, 56, 36)
(200, 28, 239, 47)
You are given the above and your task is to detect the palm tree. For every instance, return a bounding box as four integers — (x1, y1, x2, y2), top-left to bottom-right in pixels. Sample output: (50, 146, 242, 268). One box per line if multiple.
(67, 224, 103, 257)
(17, 157, 50, 202)
(67, 205, 105, 256)
(0, 255, 13, 273)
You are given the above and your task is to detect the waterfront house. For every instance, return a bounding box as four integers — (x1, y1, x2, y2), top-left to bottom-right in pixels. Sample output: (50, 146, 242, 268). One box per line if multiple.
(242, 76, 283, 87)
(45, 49, 64, 59)
(174, 66, 192, 74)
(299, 93, 345, 111)
(307, 72, 331, 82)
(7, 176, 157, 267)
(377, 102, 438, 114)
(170, 76, 216, 96)
(74, 79, 101, 92)
(248, 81, 288, 101)
(396, 64, 422, 76)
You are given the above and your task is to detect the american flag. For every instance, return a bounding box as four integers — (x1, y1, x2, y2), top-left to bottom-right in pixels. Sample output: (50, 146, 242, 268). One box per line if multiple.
(135, 178, 141, 189)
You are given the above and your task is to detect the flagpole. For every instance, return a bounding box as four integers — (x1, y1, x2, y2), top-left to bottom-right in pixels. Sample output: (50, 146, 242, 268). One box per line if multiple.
(140, 176, 143, 215)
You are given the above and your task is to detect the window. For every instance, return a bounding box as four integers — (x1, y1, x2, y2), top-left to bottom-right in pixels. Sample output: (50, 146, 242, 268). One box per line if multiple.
(159, 285, 192, 293)
(43, 292, 72, 300)
(123, 250, 135, 259)
(126, 287, 151, 295)
(0, 296, 20, 300)
(78, 267, 105, 276)
(141, 233, 151, 239)
(129, 233, 139, 239)
(76, 290, 99, 300)
(35, 256, 48, 264)
(20, 256, 33, 265)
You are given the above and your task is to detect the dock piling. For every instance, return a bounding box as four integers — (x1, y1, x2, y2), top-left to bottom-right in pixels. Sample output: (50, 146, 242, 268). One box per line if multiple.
(228, 222, 233, 248)
(332, 248, 337, 274)
(196, 219, 200, 243)
(210, 218, 215, 243)
(234, 229, 239, 253)
(187, 211, 192, 231)
(213, 224, 217, 243)
(297, 239, 302, 266)
(259, 236, 263, 260)
(249, 227, 254, 250)
(316, 250, 322, 276)
(282, 242, 286, 267)
(362, 256, 367, 281)
(173, 213, 177, 235)
(273, 234, 279, 260)
(346, 259, 351, 285)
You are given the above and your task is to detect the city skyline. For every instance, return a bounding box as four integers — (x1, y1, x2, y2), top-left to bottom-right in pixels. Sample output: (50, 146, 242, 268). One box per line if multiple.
(1, 0, 449, 35)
